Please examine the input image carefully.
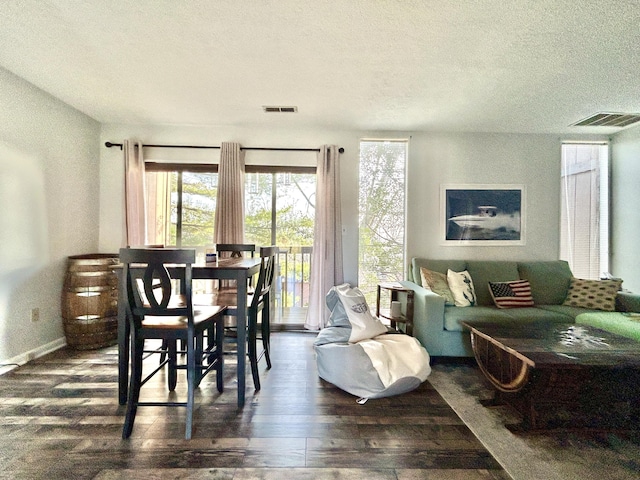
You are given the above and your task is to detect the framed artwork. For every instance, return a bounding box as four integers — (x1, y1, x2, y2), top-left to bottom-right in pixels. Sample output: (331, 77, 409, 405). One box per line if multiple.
(441, 184, 526, 245)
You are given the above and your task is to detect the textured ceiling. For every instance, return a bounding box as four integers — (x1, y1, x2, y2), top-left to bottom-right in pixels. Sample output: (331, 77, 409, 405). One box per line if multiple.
(0, 0, 639, 134)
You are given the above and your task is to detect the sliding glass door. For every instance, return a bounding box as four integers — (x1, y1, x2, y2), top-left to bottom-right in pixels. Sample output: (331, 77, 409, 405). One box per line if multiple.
(245, 171, 316, 326)
(144, 165, 316, 326)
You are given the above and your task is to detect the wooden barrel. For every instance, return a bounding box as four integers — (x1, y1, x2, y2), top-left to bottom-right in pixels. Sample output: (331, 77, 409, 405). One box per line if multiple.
(61, 253, 119, 350)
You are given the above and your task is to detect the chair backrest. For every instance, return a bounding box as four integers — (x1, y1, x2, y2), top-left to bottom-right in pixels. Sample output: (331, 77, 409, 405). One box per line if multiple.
(251, 246, 277, 308)
(119, 248, 195, 325)
(216, 243, 256, 258)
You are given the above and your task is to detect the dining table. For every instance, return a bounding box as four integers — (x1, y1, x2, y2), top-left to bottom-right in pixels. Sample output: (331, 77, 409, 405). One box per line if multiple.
(117, 256, 262, 409)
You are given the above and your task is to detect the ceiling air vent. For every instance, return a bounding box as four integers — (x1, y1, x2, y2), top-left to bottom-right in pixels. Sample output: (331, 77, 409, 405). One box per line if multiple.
(571, 112, 640, 128)
(263, 106, 298, 113)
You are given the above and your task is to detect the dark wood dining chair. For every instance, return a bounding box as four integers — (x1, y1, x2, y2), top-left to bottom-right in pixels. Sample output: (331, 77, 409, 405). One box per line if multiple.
(196, 246, 277, 391)
(216, 243, 257, 292)
(215, 243, 256, 258)
(119, 247, 227, 440)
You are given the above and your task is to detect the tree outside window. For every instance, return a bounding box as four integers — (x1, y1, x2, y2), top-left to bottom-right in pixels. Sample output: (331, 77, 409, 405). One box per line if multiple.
(358, 140, 408, 305)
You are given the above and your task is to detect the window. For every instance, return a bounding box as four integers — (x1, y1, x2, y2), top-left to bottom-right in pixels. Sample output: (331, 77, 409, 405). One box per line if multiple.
(145, 164, 316, 249)
(358, 140, 408, 305)
(560, 142, 609, 279)
(244, 169, 316, 248)
(145, 163, 218, 248)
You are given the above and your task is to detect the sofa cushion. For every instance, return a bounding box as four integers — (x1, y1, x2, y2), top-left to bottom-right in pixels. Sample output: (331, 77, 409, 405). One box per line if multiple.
(563, 278, 623, 312)
(420, 268, 455, 305)
(535, 304, 594, 319)
(444, 306, 515, 331)
(502, 306, 574, 322)
(517, 261, 573, 305)
(447, 270, 477, 307)
(445, 305, 575, 331)
(466, 261, 520, 306)
(410, 258, 466, 286)
(576, 312, 640, 342)
(616, 291, 640, 313)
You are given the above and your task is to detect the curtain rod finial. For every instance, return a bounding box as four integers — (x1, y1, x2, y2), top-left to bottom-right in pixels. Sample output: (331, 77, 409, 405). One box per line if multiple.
(338, 147, 344, 154)
(105, 142, 123, 150)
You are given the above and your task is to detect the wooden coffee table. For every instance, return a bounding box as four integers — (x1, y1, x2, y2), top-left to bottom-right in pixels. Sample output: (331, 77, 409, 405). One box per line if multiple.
(462, 321, 640, 431)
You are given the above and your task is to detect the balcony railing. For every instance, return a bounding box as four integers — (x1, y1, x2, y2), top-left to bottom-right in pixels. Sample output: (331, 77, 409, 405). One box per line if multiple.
(273, 246, 312, 325)
(189, 245, 312, 326)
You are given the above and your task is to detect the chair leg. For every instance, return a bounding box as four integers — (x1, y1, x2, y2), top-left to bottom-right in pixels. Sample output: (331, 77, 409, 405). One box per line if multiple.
(160, 339, 185, 365)
(248, 309, 260, 391)
(122, 337, 144, 439)
(168, 340, 178, 391)
(185, 332, 196, 440)
(195, 332, 204, 388)
(159, 339, 168, 364)
(206, 323, 215, 351)
(262, 298, 272, 370)
(262, 325, 271, 369)
(215, 318, 224, 393)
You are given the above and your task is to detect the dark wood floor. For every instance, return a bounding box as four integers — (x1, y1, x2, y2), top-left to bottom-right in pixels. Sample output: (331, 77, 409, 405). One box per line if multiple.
(0, 332, 508, 479)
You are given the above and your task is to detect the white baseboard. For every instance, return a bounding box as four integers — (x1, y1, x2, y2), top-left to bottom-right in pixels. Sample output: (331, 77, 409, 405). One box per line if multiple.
(0, 337, 67, 375)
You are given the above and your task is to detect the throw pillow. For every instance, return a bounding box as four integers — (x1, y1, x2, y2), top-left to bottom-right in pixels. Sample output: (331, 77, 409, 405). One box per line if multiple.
(334, 283, 388, 343)
(562, 277, 622, 311)
(420, 267, 455, 305)
(488, 280, 535, 308)
(446, 270, 477, 307)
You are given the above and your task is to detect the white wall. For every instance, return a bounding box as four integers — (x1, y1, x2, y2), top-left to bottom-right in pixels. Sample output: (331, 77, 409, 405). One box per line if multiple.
(405, 132, 564, 262)
(611, 125, 640, 292)
(0, 67, 100, 364)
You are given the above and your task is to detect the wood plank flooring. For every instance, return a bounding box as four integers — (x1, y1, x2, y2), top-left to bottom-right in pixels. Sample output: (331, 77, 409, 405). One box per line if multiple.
(0, 332, 509, 479)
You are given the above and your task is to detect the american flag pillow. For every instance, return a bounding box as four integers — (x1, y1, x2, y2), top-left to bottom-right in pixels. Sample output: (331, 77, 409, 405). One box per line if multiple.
(488, 280, 534, 309)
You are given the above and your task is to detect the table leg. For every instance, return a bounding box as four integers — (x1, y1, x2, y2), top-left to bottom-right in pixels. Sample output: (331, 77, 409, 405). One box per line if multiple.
(117, 270, 129, 405)
(235, 272, 247, 409)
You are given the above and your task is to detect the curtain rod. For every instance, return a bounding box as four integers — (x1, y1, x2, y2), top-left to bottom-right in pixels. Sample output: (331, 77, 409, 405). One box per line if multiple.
(104, 142, 344, 153)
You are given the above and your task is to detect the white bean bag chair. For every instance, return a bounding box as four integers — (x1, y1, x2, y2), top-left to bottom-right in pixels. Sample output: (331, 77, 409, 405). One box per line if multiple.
(314, 284, 431, 399)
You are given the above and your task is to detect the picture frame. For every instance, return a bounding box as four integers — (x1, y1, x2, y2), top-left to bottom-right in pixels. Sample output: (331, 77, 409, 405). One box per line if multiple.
(441, 184, 526, 245)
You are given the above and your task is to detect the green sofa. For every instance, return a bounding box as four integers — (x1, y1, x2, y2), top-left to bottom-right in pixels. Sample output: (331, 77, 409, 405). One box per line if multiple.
(401, 258, 640, 357)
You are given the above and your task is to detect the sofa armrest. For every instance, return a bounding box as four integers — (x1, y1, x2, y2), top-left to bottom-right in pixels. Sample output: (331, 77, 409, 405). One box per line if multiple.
(400, 281, 446, 354)
(616, 291, 640, 313)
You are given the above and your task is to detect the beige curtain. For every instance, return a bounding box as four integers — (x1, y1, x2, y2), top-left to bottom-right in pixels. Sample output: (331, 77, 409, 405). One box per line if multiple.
(214, 142, 245, 246)
(305, 145, 344, 330)
(123, 139, 146, 247)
